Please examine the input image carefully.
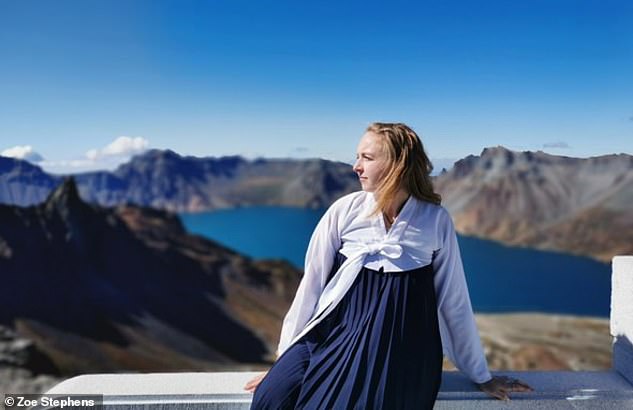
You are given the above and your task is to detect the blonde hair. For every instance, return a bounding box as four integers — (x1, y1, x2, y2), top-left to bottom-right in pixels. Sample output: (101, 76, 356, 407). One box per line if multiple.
(366, 122, 441, 215)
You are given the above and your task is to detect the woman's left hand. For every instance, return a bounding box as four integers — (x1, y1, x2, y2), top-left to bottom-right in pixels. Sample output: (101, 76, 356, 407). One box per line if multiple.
(477, 375, 533, 401)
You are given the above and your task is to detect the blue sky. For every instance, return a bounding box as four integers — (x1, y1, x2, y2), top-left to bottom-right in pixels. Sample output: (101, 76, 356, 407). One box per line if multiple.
(1, 0, 631, 174)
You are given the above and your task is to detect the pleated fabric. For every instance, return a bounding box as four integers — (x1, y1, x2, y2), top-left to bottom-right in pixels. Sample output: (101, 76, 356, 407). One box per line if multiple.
(251, 251, 443, 410)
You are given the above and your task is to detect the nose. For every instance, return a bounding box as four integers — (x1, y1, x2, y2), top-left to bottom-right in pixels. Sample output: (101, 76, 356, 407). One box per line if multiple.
(353, 159, 362, 174)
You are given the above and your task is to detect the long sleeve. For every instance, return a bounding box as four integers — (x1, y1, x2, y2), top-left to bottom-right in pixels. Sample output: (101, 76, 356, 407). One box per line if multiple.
(432, 208, 492, 384)
(276, 202, 342, 357)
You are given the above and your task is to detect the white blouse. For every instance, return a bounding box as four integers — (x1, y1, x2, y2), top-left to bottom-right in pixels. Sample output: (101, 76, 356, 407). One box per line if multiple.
(277, 190, 492, 384)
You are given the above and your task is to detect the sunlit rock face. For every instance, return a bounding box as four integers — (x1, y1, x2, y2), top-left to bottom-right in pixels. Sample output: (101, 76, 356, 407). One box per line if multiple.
(435, 146, 633, 262)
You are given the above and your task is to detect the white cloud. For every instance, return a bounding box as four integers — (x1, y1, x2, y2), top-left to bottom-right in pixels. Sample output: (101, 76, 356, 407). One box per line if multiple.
(86, 136, 149, 160)
(1, 145, 44, 162)
(38, 136, 150, 174)
(543, 141, 571, 149)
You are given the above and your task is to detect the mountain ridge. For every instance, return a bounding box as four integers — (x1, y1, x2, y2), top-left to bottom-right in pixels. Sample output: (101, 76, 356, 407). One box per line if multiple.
(0, 150, 359, 211)
(1, 146, 631, 262)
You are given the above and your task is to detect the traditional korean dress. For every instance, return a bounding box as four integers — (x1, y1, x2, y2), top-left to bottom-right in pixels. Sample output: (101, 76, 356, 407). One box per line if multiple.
(251, 191, 491, 409)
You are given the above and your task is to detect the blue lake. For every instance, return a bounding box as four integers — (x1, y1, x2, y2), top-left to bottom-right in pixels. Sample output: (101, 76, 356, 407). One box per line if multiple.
(181, 207, 611, 318)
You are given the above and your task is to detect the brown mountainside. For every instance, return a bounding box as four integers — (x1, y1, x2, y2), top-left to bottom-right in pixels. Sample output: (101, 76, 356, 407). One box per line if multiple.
(435, 146, 633, 262)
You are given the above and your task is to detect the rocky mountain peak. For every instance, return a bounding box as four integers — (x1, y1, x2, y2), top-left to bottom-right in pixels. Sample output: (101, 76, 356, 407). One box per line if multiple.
(0, 155, 20, 173)
(44, 177, 83, 210)
(480, 145, 515, 158)
(480, 145, 523, 166)
(42, 177, 95, 233)
(473, 146, 553, 175)
(0, 155, 51, 178)
(445, 146, 566, 180)
(115, 149, 183, 173)
(146, 149, 182, 162)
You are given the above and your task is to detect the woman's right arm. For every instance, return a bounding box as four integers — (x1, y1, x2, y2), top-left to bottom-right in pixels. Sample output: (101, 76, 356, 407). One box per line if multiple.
(276, 201, 342, 358)
(244, 203, 342, 393)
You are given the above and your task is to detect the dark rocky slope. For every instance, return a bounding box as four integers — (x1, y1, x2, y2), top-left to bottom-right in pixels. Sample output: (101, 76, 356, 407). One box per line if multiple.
(0, 178, 302, 377)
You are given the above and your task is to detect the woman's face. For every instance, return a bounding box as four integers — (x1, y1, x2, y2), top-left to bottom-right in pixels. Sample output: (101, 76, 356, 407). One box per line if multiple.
(353, 132, 390, 192)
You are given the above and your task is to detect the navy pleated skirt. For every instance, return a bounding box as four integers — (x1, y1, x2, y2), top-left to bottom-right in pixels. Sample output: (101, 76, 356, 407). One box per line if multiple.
(251, 251, 443, 410)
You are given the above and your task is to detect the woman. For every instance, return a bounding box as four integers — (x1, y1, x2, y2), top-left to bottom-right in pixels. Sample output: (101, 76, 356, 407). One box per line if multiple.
(245, 123, 532, 408)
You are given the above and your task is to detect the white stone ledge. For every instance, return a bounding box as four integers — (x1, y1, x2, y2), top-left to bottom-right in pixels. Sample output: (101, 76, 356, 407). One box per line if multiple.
(612, 255, 633, 387)
(45, 370, 633, 409)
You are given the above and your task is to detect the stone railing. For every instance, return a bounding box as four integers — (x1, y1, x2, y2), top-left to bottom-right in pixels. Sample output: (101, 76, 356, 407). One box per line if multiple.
(44, 256, 633, 409)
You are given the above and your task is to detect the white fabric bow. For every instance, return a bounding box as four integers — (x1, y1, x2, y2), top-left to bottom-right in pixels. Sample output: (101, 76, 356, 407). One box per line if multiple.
(284, 239, 404, 348)
(365, 242, 403, 258)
